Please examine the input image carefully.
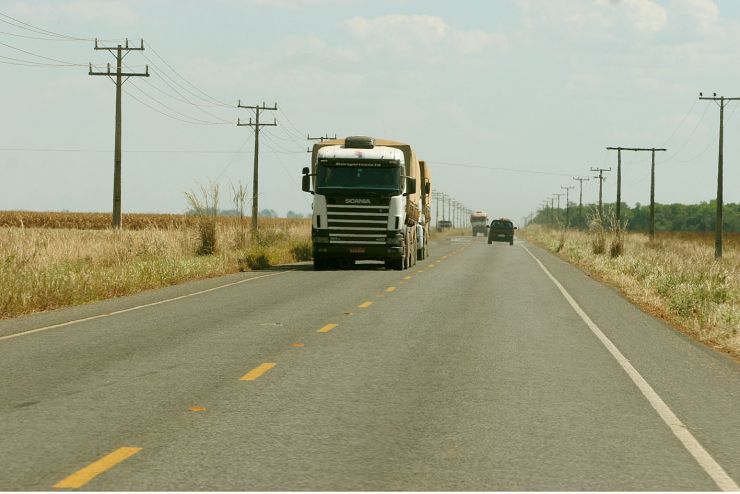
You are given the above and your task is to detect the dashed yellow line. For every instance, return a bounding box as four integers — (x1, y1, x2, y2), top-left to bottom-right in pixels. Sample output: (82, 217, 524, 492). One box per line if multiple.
(403, 276, 412, 280)
(358, 301, 373, 308)
(240, 363, 276, 381)
(385, 287, 396, 293)
(53, 446, 142, 489)
(317, 323, 338, 333)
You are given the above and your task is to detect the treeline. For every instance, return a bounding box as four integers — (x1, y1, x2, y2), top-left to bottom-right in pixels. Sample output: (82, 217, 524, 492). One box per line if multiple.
(532, 201, 740, 232)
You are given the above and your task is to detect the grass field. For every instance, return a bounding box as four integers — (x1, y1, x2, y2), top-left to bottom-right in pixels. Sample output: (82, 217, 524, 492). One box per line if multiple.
(520, 225, 740, 358)
(0, 213, 311, 320)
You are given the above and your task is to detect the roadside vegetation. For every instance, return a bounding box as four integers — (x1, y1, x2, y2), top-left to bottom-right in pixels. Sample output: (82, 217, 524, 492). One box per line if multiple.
(0, 213, 310, 320)
(520, 223, 740, 358)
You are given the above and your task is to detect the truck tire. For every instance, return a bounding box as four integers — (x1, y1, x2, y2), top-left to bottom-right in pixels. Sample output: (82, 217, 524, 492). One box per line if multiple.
(488, 240, 492, 245)
(417, 248, 423, 261)
(509, 239, 514, 246)
(313, 257, 326, 271)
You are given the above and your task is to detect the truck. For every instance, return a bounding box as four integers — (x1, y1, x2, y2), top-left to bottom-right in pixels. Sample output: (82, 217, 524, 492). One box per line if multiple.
(417, 159, 432, 260)
(470, 210, 488, 236)
(302, 136, 428, 271)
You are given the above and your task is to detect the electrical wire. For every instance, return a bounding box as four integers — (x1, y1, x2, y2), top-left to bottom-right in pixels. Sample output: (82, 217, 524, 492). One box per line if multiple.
(144, 41, 231, 108)
(0, 39, 85, 65)
(432, 161, 578, 177)
(124, 85, 227, 126)
(124, 62, 234, 124)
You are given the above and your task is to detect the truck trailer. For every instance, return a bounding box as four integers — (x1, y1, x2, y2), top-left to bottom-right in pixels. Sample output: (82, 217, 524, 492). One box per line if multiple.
(302, 136, 427, 271)
(470, 210, 488, 236)
(417, 159, 432, 260)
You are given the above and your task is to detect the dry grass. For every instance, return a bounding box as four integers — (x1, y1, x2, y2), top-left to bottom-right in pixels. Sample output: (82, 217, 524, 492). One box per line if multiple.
(0, 214, 310, 319)
(521, 225, 740, 357)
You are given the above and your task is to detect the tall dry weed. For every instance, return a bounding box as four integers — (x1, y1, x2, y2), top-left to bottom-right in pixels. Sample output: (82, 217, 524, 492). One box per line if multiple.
(185, 183, 220, 255)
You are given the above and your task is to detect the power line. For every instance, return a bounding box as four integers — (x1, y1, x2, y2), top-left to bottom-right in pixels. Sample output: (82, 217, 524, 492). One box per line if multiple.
(433, 161, 577, 177)
(145, 41, 231, 108)
(0, 39, 85, 65)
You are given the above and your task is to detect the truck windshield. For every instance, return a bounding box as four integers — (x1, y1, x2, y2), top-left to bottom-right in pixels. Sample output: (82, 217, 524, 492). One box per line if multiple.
(316, 162, 403, 196)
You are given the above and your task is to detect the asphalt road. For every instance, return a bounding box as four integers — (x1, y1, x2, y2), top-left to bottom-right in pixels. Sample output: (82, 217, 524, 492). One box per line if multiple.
(1, 236, 738, 490)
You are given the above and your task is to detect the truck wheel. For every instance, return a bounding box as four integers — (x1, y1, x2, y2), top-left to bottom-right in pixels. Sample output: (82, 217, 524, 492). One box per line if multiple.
(417, 248, 423, 261)
(488, 240, 492, 245)
(313, 257, 326, 271)
(509, 240, 514, 246)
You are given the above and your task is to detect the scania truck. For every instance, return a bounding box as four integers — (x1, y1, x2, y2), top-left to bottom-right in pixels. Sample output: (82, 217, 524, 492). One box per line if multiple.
(471, 210, 488, 236)
(302, 136, 427, 270)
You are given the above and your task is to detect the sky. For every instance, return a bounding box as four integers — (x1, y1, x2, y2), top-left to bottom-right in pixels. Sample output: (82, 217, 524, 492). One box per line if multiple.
(2, 0, 740, 225)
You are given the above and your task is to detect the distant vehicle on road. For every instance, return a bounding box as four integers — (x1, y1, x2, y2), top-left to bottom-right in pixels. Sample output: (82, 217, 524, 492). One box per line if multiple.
(488, 218, 516, 245)
(437, 220, 452, 230)
(470, 210, 488, 236)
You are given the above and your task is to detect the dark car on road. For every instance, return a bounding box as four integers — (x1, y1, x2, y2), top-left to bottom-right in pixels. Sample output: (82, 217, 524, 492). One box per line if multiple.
(488, 218, 516, 245)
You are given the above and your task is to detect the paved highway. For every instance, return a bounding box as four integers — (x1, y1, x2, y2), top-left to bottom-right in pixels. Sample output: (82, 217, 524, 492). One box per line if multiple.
(1, 237, 738, 490)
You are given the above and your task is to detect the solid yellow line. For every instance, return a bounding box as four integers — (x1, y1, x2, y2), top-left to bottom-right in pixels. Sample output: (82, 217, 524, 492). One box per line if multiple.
(240, 363, 276, 381)
(385, 287, 396, 293)
(318, 323, 338, 333)
(358, 301, 373, 308)
(53, 447, 141, 489)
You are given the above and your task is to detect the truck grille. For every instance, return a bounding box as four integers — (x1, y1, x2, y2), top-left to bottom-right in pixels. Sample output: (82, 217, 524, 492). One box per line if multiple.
(327, 201, 389, 245)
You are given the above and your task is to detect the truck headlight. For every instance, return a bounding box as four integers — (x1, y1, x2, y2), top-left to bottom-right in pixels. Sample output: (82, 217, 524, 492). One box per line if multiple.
(386, 237, 403, 246)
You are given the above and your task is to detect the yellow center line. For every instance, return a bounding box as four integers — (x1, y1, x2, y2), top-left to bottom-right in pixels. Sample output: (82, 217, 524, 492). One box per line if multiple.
(403, 276, 412, 280)
(417, 269, 425, 273)
(358, 301, 373, 308)
(317, 323, 338, 333)
(289, 343, 304, 347)
(385, 287, 396, 292)
(240, 363, 276, 381)
(53, 446, 141, 489)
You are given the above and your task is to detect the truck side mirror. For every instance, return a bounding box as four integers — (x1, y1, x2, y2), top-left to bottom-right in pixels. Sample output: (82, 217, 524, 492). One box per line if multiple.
(302, 174, 312, 194)
(302, 167, 310, 175)
(405, 177, 417, 195)
(424, 181, 431, 195)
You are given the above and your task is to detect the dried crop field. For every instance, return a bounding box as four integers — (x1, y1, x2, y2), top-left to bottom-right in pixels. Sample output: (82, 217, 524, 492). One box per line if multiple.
(0, 213, 311, 319)
(521, 225, 740, 357)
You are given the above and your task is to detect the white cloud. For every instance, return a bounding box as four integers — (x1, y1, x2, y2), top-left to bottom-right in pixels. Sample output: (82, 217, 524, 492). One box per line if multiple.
(9, 0, 138, 25)
(679, 0, 720, 31)
(344, 14, 505, 56)
(245, 0, 355, 7)
(621, 0, 668, 33)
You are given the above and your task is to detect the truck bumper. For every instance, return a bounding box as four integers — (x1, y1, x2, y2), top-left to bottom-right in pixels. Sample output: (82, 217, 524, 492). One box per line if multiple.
(313, 244, 404, 260)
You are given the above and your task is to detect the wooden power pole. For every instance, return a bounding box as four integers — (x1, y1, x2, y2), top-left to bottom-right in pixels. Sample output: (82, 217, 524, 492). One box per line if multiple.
(606, 146, 666, 226)
(89, 38, 149, 229)
(573, 176, 590, 227)
(561, 185, 574, 228)
(699, 92, 740, 259)
(237, 101, 278, 234)
(590, 167, 610, 222)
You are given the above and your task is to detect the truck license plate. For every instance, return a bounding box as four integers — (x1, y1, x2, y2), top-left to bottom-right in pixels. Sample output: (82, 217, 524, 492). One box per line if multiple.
(350, 247, 365, 253)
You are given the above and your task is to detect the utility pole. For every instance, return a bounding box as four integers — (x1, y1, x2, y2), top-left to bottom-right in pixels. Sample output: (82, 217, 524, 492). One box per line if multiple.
(237, 101, 278, 234)
(590, 167, 610, 221)
(306, 133, 337, 152)
(553, 193, 564, 225)
(606, 146, 666, 224)
(573, 176, 590, 227)
(561, 185, 574, 228)
(434, 191, 442, 228)
(89, 38, 149, 229)
(644, 148, 668, 241)
(699, 92, 740, 259)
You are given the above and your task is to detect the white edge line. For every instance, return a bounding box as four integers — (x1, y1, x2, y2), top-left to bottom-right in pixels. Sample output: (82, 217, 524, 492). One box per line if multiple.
(0, 271, 288, 343)
(521, 244, 739, 492)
